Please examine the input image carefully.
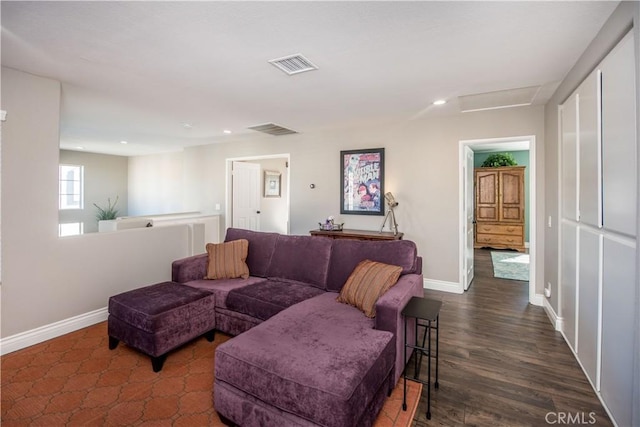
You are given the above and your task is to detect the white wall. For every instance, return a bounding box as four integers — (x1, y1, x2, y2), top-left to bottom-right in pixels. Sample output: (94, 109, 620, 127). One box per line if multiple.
(0, 67, 193, 340)
(127, 151, 187, 215)
(177, 106, 545, 287)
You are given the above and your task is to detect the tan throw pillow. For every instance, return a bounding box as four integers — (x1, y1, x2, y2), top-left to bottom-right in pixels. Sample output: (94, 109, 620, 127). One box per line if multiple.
(205, 239, 250, 280)
(337, 259, 402, 318)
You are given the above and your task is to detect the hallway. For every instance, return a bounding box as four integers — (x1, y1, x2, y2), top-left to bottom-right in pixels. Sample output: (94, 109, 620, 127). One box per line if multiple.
(410, 249, 612, 426)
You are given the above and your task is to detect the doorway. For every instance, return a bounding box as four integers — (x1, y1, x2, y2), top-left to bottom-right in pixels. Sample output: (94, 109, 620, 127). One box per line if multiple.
(226, 154, 291, 234)
(458, 136, 539, 305)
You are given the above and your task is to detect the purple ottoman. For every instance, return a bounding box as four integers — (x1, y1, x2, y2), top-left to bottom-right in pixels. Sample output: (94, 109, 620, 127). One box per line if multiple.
(108, 281, 216, 372)
(214, 293, 395, 427)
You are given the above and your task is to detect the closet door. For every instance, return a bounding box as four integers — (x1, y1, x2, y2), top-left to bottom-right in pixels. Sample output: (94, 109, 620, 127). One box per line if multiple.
(601, 31, 636, 237)
(561, 93, 579, 222)
(577, 228, 601, 388)
(560, 91, 580, 350)
(601, 237, 635, 427)
(578, 71, 602, 228)
(560, 222, 578, 350)
(558, 29, 636, 427)
(599, 31, 637, 427)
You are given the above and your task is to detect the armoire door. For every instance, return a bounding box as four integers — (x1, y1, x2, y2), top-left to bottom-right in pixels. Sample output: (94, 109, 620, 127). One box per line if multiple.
(499, 168, 524, 223)
(475, 169, 498, 222)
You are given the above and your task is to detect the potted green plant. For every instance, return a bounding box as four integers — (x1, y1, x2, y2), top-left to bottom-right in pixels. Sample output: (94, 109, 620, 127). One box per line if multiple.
(94, 196, 119, 221)
(481, 153, 518, 167)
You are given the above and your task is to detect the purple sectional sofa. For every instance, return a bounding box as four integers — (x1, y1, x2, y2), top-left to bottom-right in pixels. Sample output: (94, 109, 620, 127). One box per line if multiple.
(171, 228, 423, 427)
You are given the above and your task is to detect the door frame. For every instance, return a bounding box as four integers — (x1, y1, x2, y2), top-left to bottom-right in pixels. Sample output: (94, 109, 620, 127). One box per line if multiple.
(225, 153, 291, 234)
(458, 135, 541, 306)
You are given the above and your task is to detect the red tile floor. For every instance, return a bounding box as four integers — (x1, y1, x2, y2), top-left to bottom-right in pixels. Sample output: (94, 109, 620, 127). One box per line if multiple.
(1, 322, 421, 426)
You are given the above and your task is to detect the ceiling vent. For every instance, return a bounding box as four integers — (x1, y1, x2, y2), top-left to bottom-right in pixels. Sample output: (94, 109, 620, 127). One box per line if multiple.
(248, 123, 298, 136)
(268, 53, 318, 75)
(459, 86, 541, 113)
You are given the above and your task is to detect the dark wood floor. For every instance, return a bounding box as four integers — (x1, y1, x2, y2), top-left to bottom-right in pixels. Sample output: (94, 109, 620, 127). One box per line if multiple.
(409, 249, 613, 426)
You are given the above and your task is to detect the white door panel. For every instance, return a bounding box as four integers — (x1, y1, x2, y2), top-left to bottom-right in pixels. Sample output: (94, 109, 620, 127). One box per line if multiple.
(561, 93, 580, 222)
(601, 237, 635, 427)
(601, 32, 636, 237)
(232, 161, 261, 231)
(577, 227, 601, 388)
(560, 222, 578, 351)
(578, 71, 602, 228)
(464, 146, 474, 290)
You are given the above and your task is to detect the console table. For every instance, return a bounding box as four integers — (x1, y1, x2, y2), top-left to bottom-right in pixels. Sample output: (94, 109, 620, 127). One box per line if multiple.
(309, 229, 403, 241)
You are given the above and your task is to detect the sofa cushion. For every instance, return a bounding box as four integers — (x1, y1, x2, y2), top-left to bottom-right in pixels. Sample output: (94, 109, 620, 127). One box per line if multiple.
(215, 293, 395, 427)
(225, 228, 279, 278)
(183, 277, 267, 309)
(326, 239, 418, 292)
(225, 279, 324, 321)
(337, 259, 402, 317)
(205, 239, 250, 280)
(266, 234, 333, 289)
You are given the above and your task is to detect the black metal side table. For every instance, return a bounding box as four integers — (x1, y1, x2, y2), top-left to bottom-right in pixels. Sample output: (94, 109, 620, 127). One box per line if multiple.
(402, 296, 442, 420)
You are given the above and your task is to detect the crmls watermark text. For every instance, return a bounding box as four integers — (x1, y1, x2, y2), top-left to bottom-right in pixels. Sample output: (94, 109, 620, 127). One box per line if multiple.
(545, 412, 597, 425)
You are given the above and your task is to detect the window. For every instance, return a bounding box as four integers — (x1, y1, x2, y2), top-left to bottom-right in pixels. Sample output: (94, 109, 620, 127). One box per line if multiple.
(59, 164, 84, 210)
(58, 222, 84, 237)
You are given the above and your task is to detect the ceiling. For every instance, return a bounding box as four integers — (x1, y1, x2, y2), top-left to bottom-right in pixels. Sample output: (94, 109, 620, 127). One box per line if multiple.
(1, 1, 618, 156)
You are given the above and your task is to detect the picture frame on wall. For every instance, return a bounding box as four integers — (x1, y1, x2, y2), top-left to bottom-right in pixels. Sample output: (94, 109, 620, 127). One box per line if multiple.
(340, 148, 384, 216)
(264, 170, 281, 198)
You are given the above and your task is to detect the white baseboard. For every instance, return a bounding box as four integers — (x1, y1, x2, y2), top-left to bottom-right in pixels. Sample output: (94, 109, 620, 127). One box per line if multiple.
(543, 298, 563, 331)
(423, 278, 463, 294)
(0, 307, 108, 356)
(530, 293, 544, 307)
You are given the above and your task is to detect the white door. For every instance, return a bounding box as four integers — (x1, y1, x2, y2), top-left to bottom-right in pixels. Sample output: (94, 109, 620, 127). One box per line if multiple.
(232, 161, 261, 230)
(464, 146, 475, 290)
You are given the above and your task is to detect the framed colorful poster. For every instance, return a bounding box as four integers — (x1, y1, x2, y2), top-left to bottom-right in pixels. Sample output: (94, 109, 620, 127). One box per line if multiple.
(340, 148, 384, 215)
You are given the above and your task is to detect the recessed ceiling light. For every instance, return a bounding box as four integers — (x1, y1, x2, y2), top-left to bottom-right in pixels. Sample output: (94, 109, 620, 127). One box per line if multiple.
(223, 130, 232, 134)
(433, 99, 447, 106)
(120, 140, 128, 144)
(76, 146, 84, 150)
(183, 123, 193, 129)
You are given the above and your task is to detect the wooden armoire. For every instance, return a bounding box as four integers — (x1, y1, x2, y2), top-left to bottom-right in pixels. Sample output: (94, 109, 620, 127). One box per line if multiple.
(474, 166, 525, 252)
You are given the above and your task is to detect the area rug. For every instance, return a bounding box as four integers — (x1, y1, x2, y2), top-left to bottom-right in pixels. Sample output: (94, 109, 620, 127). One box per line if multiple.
(1, 322, 422, 427)
(491, 251, 530, 281)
